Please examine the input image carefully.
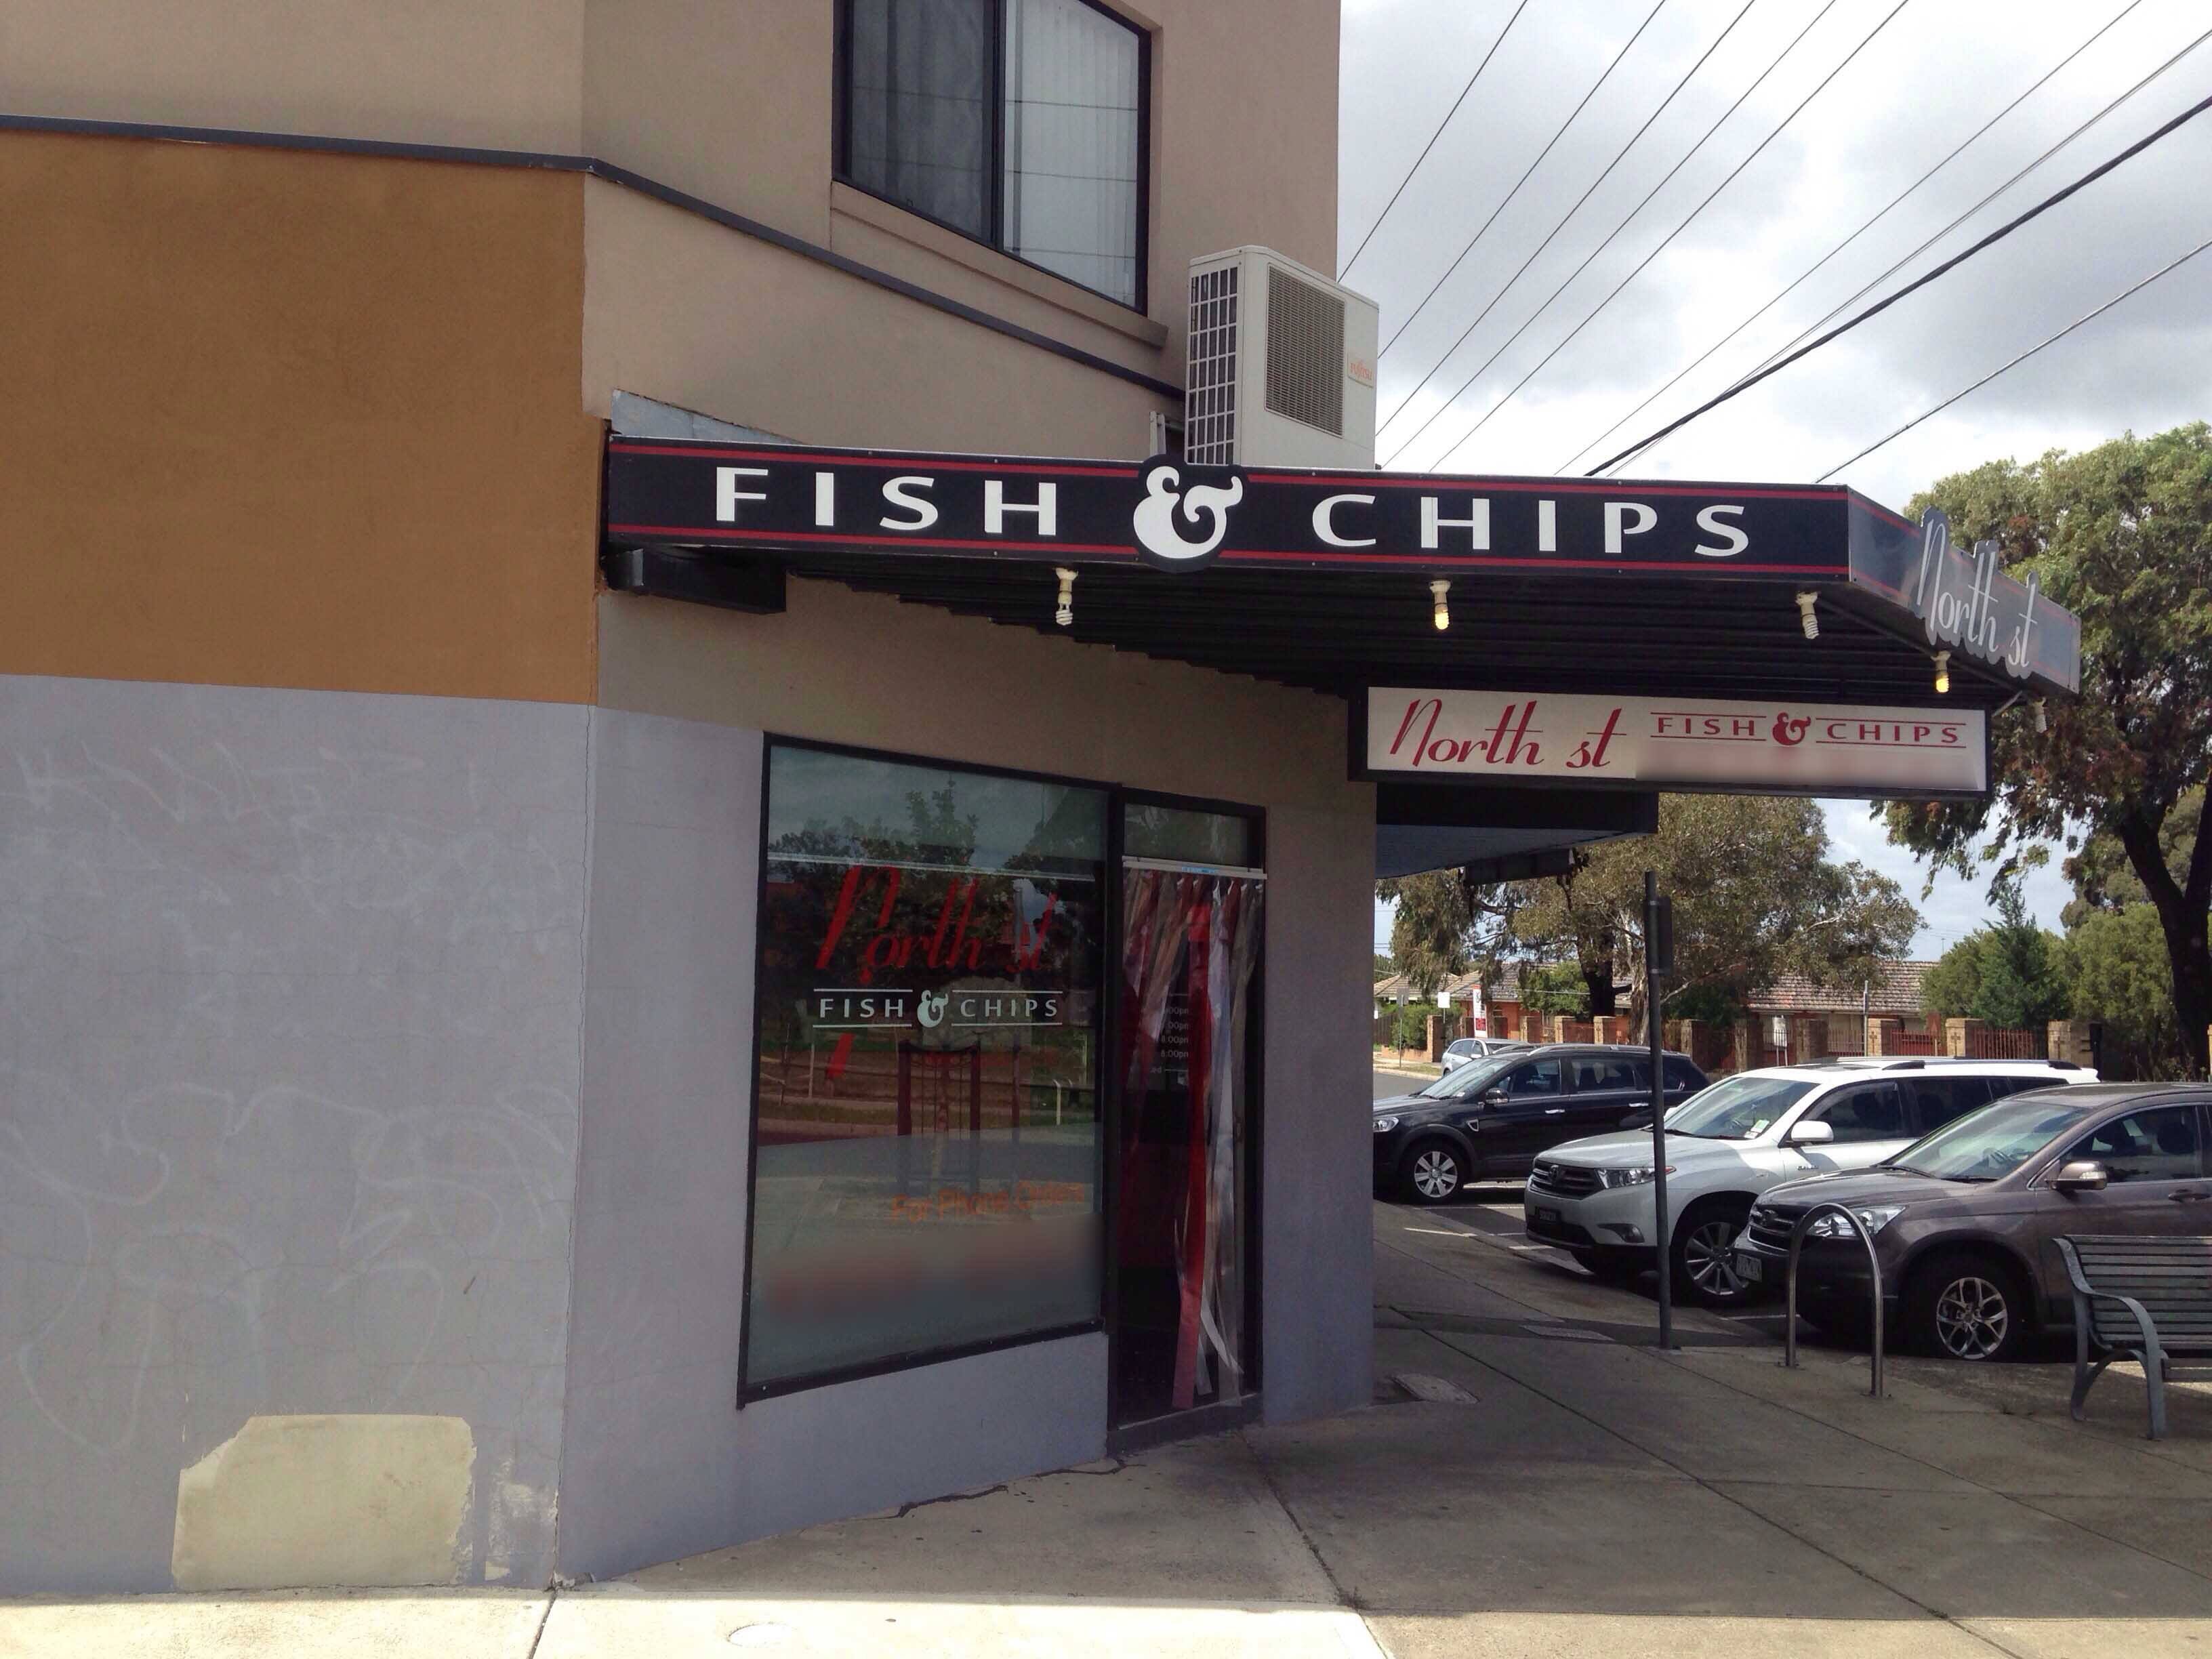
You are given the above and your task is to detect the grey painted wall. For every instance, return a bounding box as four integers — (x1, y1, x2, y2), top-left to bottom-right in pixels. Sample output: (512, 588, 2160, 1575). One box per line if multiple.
(556, 707, 1108, 1580)
(0, 674, 588, 1593)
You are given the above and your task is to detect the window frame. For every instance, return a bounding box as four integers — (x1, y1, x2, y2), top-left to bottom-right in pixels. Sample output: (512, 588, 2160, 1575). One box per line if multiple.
(832, 0, 1153, 314)
(1806, 1080, 1910, 1145)
(738, 738, 1267, 1412)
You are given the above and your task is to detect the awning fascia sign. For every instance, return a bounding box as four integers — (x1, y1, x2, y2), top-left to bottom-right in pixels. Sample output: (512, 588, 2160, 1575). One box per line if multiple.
(601, 436, 2081, 699)
(1355, 688, 1990, 800)
(605, 438, 1849, 578)
(1847, 505, 2081, 694)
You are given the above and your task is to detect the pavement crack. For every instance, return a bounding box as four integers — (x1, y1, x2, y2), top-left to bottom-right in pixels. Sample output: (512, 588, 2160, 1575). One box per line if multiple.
(525, 1586, 556, 1658)
(892, 1482, 1008, 1518)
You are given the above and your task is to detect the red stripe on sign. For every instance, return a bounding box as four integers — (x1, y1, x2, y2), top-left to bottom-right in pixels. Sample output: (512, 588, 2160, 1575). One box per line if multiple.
(609, 443, 1136, 478)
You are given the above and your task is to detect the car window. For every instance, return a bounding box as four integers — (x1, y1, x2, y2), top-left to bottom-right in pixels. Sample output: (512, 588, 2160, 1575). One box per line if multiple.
(1808, 1082, 1908, 1143)
(2063, 1107, 2204, 1183)
(1983, 1077, 2046, 1103)
(1571, 1056, 1641, 1092)
(1502, 1059, 1563, 1099)
(1667, 1074, 1814, 1139)
(1446, 1040, 1477, 1056)
(1904, 1076, 1992, 1133)
(1663, 1057, 1700, 1091)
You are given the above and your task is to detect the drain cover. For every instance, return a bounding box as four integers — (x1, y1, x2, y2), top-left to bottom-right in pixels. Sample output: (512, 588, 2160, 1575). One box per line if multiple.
(1393, 1372, 1477, 1404)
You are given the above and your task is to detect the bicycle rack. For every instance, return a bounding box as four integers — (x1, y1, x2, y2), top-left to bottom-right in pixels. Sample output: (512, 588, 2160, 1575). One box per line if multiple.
(1780, 1201, 1885, 1399)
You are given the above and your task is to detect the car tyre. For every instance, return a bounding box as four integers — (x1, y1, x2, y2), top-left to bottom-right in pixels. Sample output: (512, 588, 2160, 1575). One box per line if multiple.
(1400, 1141, 1466, 1205)
(1906, 1250, 2031, 1362)
(1670, 1199, 1757, 1308)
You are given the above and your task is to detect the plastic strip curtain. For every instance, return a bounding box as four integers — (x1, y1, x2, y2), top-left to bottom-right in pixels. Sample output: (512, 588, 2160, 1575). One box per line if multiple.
(1119, 868, 1263, 1412)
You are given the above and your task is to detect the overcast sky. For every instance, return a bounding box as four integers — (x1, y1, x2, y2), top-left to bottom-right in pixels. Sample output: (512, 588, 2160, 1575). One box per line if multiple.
(1343, 0, 2211, 960)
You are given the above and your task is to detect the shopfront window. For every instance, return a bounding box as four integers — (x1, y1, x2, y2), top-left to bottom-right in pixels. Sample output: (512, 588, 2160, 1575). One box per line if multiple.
(745, 744, 1107, 1393)
(837, 0, 1147, 308)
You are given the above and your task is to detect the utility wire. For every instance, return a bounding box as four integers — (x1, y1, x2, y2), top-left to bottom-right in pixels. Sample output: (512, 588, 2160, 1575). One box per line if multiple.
(1578, 87, 2212, 477)
(1376, 0, 1764, 430)
(1557, 0, 2147, 477)
(1816, 228, 2212, 482)
(1599, 15, 2212, 475)
(1395, 0, 1912, 471)
(1374, 0, 1673, 369)
(1375, 0, 1847, 461)
(1339, 0, 1534, 279)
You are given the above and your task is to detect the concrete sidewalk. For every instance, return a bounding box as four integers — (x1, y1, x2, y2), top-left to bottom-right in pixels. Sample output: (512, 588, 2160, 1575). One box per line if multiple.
(9, 1203, 2212, 1657)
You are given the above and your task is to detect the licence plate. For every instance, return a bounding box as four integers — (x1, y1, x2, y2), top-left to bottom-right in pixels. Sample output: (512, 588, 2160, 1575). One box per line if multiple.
(1735, 1250, 1763, 1284)
(1536, 1207, 1561, 1227)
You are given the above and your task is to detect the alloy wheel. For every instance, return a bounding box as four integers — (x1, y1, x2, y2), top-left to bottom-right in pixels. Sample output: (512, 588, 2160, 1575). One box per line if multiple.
(1682, 1220, 1746, 1300)
(1933, 1274, 2009, 1359)
(1411, 1149, 1460, 1200)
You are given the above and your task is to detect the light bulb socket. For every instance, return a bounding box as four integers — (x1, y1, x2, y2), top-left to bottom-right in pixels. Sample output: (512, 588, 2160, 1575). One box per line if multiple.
(1795, 590, 1819, 640)
(1054, 566, 1077, 628)
(1429, 578, 1451, 632)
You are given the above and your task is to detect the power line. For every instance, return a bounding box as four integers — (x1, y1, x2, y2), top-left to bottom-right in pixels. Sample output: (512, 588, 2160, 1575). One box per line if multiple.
(1376, 0, 1765, 431)
(1599, 14, 2212, 475)
(1816, 228, 2212, 482)
(1338, 0, 1535, 280)
(1372, 0, 1673, 371)
(1399, 0, 1917, 472)
(1578, 87, 2212, 478)
(1557, 0, 2148, 477)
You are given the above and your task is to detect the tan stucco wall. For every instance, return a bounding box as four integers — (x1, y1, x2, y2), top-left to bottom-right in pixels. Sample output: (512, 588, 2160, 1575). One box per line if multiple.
(0, 0, 586, 151)
(0, 134, 602, 701)
(598, 581, 1362, 814)
(581, 178, 1170, 454)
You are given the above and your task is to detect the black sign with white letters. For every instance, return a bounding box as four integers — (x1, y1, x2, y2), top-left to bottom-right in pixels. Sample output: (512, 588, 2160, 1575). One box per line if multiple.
(603, 439, 1854, 578)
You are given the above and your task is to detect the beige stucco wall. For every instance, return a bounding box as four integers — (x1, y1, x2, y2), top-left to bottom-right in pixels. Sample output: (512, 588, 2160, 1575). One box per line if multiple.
(0, 0, 588, 151)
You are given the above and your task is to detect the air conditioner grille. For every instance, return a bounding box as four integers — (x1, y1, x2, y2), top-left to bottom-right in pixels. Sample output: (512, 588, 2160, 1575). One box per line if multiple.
(1265, 266, 1345, 437)
(1185, 264, 1240, 464)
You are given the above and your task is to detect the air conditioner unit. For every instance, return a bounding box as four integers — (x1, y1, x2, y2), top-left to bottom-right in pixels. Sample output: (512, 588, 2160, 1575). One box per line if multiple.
(1184, 247, 1378, 469)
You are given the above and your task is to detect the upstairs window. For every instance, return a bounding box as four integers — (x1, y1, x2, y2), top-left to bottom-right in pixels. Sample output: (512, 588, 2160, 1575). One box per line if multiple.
(837, 0, 1148, 309)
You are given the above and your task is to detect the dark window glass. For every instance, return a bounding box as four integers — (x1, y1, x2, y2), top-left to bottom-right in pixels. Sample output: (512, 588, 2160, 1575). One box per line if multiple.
(1503, 1059, 1563, 1099)
(1907, 1076, 1992, 1132)
(1124, 804, 1251, 866)
(1571, 1056, 1640, 1092)
(745, 745, 1107, 1390)
(2064, 1107, 2204, 1183)
(1663, 1057, 1700, 1090)
(842, 0, 1145, 306)
(1809, 1083, 1908, 1143)
(846, 0, 995, 239)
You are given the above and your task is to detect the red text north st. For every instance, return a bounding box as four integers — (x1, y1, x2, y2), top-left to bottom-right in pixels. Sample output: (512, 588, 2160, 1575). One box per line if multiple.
(1389, 697, 1620, 769)
(813, 865, 1061, 985)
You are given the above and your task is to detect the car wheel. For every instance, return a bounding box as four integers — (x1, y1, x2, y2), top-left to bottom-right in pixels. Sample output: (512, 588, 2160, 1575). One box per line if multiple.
(1401, 1143, 1465, 1205)
(1572, 1248, 1641, 1284)
(1671, 1200, 1757, 1307)
(1908, 1250, 2030, 1362)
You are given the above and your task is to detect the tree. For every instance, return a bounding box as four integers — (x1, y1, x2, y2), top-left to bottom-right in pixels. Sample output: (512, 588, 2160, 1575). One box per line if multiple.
(1882, 424, 2212, 1072)
(1921, 881, 2071, 1029)
(1506, 795, 1919, 1027)
(1519, 961, 1590, 1015)
(1374, 951, 1395, 980)
(2061, 785, 2203, 928)
(2069, 904, 2184, 1080)
(1375, 868, 1517, 998)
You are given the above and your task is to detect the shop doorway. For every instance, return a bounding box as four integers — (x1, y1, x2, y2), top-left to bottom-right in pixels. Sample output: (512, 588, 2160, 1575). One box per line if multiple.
(1112, 804, 1263, 1429)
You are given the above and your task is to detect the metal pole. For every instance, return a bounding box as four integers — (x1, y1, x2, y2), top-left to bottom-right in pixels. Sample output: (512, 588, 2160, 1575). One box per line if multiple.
(1781, 1202, 1885, 1397)
(1646, 871, 1673, 1352)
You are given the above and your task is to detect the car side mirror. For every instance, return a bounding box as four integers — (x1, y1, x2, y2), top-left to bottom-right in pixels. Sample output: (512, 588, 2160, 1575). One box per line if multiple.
(2052, 1159, 2108, 1194)
(1480, 1087, 1509, 1107)
(1786, 1120, 1836, 1146)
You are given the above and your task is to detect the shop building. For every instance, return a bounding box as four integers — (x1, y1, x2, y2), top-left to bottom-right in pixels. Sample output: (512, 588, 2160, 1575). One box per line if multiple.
(1, 0, 2076, 1597)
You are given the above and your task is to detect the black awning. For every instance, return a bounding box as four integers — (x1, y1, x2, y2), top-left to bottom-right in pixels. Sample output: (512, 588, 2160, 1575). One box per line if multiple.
(602, 437, 2081, 707)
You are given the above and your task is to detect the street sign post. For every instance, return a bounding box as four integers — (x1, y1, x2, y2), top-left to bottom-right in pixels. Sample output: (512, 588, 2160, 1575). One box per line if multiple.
(1646, 874, 1676, 1352)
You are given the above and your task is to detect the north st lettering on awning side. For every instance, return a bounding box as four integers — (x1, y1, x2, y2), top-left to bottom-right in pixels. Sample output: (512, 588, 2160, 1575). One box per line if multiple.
(1361, 689, 1987, 800)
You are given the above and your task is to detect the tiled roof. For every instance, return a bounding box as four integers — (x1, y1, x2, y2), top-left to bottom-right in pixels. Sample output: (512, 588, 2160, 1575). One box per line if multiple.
(1748, 961, 1932, 1016)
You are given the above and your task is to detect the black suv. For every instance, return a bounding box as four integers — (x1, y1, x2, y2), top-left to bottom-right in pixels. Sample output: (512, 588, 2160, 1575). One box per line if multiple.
(1375, 1043, 1708, 1204)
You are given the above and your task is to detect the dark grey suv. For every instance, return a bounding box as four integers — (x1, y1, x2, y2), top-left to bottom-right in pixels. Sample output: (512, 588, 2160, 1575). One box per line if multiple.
(1736, 1083, 2212, 1361)
(1375, 1043, 1707, 1204)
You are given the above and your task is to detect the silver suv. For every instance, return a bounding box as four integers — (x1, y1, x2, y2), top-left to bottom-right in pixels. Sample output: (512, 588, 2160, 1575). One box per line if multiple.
(1521, 1058, 2093, 1305)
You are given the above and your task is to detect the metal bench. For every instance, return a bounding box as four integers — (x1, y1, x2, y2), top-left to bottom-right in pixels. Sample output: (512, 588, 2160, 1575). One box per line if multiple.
(2056, 1235, 2212, 1439)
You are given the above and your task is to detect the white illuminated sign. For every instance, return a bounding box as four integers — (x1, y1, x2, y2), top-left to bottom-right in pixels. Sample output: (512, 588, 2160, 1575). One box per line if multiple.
(1364, 689, 1986, 798)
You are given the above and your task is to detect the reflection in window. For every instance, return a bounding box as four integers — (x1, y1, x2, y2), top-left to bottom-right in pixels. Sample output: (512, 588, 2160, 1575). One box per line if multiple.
(745, 746, 1107, 1390)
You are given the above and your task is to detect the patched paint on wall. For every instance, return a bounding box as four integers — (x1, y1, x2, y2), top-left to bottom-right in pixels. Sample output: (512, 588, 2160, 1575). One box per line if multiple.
(0, 674, 588, 1593)
(171, 1414, 474, 1590)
